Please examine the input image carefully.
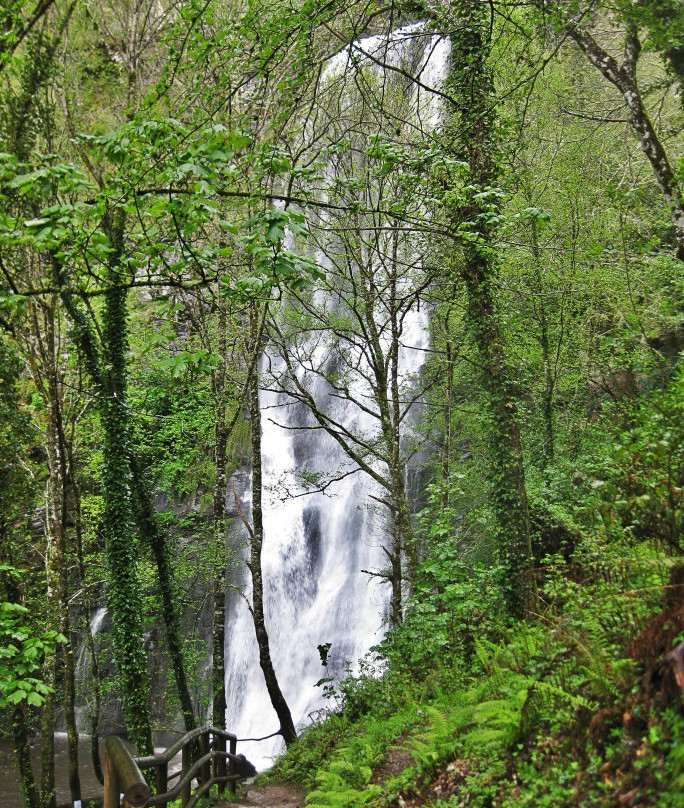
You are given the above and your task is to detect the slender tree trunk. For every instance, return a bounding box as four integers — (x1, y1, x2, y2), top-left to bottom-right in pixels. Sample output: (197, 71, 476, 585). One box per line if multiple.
(40, 385, 58, 808)
(129, 465, 197, 733)
(388, 537, 403, 627)
(247, 303, 297, 746)
(388, 243, 417, 582)
(211, 302, 228, 730)
(47, 344, 81, 803)
(568, 22, 684, 260)
(357, 237, 413, 619)
(39, 661, 55, 808)
(70, 461, 103, 784)
(440, 316, 456, 508)
(13, 704, 40, 808)
(84, 615, 103, 783)
(530, 221, 555, 468)
(24, 298, 80, 808)
(446, 0, 536, 618)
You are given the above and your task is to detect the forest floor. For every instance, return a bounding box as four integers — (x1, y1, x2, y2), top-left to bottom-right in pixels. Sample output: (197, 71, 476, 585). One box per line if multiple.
(217, 782, 306, 807)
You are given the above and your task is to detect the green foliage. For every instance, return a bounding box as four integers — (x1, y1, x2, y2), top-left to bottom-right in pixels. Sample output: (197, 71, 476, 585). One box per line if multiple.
(0, 590, 65, 708)
(239, 208, 324, 295)
(303, 705, 420, 807)
(0, 336, 35, 532)
(0, 0, 681, 802)
(585, 369, 684, 553)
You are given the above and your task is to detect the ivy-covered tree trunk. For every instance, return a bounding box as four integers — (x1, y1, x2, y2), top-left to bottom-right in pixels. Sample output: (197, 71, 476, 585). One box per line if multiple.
(247, 303, 297, 746)
(100, 217, 153, 753)
(56, 242, 196, 746)
(445, 0, 536, 618)
(129, 464, 197, 733)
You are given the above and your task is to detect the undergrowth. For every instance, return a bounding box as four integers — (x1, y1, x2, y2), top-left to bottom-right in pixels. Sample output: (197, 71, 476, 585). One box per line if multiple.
(265, 372, 684, 806)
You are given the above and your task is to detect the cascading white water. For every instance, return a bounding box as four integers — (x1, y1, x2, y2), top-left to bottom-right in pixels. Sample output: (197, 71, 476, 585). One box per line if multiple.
(224, 23, 450, 769)
(74, 606, 107, 731)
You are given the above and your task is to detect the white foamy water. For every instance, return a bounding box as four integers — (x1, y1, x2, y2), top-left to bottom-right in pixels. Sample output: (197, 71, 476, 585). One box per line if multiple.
(224, 22, 449, 769)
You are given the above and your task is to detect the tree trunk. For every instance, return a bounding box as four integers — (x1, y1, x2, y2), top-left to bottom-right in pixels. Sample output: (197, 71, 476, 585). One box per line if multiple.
(71, 462, 103, 784)
(23, 297, 80, 807)
(530, 220, 555, 469)
(568, 23, 684, 260)
(47, 341, 81, 804)
(100, 217, 153, 753)
(55, 254, 193, 745)
(39, 668, 55, 808)
(13, 705, 40, 808)
(247, 303, 297, 746)
(129, 466, 197, 733)
(446, 0, 536, 618)
(212, 301, 228, 730)
(440, 318, 456, 508)
(40, 376, 58, 808)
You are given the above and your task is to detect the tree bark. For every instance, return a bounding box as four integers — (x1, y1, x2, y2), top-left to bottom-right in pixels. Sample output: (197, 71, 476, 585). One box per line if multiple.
(211, 300, 229, 730)
(446, 0, 536, 618)
(55, 248, 195, 747)
(71, 460, 104, 784)
(39, 662, 55, 808)
(247, 303, 297, 746)
(13, 705, 40, 808)
(568, 22, 684, 260)
(129, 465, 197, 734)
(100, 215, 153, 754)
(529, 220, 555, 469)
(46, 316, 81, 804)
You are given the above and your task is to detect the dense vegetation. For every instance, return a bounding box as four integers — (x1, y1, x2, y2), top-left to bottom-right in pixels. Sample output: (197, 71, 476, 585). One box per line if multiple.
(0, 0, 682, 807)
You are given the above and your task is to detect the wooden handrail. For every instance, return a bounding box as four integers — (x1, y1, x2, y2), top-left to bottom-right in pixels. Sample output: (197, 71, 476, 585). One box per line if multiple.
(145, 751, 240, 805)
(134, 725, 237, 768)
(103, 736, 151, 808)
(103, 725, 251, 808)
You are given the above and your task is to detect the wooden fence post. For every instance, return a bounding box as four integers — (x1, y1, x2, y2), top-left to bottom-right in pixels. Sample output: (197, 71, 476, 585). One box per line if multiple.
(229, 736, 237, 795)
(215, 733, 227, 795)
(156, 761, 168, 808)
(200, 731, 211, 785)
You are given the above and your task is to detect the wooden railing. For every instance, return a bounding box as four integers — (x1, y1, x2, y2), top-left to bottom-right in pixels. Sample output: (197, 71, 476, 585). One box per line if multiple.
(103, 725, 250, 808)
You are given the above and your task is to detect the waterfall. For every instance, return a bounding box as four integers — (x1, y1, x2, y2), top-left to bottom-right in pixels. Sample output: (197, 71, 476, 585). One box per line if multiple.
(74, 606, 107, 732)
(224, 23, 449, 769)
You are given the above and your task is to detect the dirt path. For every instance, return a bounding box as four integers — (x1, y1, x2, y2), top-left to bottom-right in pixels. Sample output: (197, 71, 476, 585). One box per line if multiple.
(217, 783, 306, 807)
